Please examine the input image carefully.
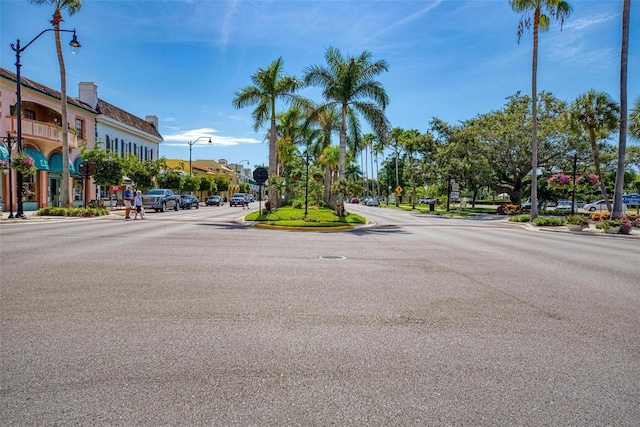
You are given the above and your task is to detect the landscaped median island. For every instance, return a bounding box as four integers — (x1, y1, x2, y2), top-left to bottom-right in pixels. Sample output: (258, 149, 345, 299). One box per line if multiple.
(508, 211, 640, 235)
(244, 206, 366, 230)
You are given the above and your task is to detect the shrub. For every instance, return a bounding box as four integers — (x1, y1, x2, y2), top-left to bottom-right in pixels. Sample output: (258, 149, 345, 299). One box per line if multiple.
(590, 212, 610, 221)
(565, 214, 589, 226)
(533, 216, 565, 227)
(509, 214, 531, 222)
(619, 218, 633, 235)
(595, 219, 622, 231)
(497, 203, 520, 215)
(37, 207, 110, 217)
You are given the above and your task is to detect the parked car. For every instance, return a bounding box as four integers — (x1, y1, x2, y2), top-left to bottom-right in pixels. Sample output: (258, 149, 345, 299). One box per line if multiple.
(583, 199, 627, 212)
(365, 197, 380, 206)
(417, 197, 439, 205)
(351, 197, 360, 204)
(180, 194, 199, 209)
(555, 200, 573, 210)
(522, 200, 532, 209)
(576, 201, 586, 208)
(205, 195, 224, 206)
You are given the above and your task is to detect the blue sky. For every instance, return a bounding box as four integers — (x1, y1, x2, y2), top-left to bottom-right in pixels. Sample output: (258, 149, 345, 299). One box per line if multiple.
(1, 0, 637, 170)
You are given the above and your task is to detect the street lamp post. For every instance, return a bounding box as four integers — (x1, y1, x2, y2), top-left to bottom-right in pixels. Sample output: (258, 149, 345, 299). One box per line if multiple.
(188, 137, 212, 175)
(1, 133, 16, 218)
(571, 151, 578, 216)
(11, 28, 80, 218)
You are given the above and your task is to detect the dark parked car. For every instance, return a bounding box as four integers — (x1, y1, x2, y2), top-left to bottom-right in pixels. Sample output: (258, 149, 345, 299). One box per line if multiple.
(180, 194, 199, 209)
(205, 195, 224, 206)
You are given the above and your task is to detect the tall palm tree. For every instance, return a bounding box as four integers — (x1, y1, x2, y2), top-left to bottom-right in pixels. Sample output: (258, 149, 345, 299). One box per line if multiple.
(373, 140, 385, 196)
(612, 0, 630, 219)
(362, 133, 376, 196)
(31, 0, 82, 208)
(232, 57, 304, 208)
(510, 0, 572, 220)
(570, 90, 620, 211)
(388, 127, 404, 206)
(304, 47, 390, 212)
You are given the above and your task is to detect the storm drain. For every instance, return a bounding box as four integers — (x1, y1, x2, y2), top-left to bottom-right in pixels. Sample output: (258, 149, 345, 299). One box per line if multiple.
(319, 255, 346, 260)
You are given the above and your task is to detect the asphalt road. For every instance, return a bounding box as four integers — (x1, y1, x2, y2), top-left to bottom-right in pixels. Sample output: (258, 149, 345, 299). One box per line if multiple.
(1, 204, 639, 426)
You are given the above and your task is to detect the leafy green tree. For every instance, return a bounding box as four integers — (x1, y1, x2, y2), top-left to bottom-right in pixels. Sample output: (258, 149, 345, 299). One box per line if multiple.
(80, 145, 124, 188)
(213, 175, 230, 193)
(304, 47, 390, 213)
(157, 170, 182, 191)
(182, 174, 201, 193)
(31, 0, 82, 208)
(199, 176, 216, 194)
(469, 92, 567, 205)
(232, 57, 304, 208)
(387, 127, 405, 206)
(510, 0, 573, 220)
(569, 90, 620, 211)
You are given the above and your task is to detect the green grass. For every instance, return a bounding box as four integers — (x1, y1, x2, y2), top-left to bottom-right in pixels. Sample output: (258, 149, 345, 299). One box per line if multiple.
(245, 205, 366, 228)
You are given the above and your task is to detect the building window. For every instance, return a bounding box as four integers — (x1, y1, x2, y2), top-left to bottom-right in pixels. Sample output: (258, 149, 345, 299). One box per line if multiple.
(23, 175, 37, 202)
(106, 135, 110, 151)
(75, 118, 85, 139)
(24, 109, 36, 120)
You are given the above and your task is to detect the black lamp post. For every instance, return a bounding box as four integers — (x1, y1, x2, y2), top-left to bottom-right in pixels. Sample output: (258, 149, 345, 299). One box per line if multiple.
(11, 28, 80, 218)
(571, 151, 578, 216)
(1, 133, 16, 218)
(188, 136, 212, 175)
(303, 151, 310, 217)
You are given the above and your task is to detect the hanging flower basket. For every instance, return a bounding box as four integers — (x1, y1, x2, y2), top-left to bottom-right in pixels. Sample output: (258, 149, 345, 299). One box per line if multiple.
(0, 159, 9, 171)
(312, 172, 324, 182)
(291, 172, 302, 181)
(11, 153, 36, 176)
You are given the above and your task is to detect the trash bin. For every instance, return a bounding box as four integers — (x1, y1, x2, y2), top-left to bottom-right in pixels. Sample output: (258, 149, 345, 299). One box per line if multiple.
(429, 203, 435, 212)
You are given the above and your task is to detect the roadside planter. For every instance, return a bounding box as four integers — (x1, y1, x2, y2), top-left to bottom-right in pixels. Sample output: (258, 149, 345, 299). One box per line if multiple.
(565, 215, 589, 232)
(596, 219, 622, 234)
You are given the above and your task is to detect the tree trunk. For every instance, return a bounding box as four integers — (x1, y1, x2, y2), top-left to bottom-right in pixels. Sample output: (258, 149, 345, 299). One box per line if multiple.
(268, 116, 277, 210)
(54, 18, 71, 208)
(529, 10, 540, 221)
(612, 0, 630, 219)
(589, 127, 610, 209)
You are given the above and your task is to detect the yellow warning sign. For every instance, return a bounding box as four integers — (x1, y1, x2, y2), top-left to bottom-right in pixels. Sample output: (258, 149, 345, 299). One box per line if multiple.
(395, 186, 403, 195)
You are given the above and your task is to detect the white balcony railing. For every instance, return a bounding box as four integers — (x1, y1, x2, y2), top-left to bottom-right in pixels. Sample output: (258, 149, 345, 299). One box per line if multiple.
(4, 116, 78, 148)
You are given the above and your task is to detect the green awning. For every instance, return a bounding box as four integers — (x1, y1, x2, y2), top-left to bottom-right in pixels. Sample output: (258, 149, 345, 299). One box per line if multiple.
(73, 156, 83, 173)
(48, 152, 76, 174)
(24, 147, 49, 171)
(0, 145, 8, 161)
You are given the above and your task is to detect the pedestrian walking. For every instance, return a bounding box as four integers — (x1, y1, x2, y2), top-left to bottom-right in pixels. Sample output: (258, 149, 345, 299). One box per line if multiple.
(123, 185, 134, 219)
(133, 190, 144, 220)
(243, 194, 249, 209)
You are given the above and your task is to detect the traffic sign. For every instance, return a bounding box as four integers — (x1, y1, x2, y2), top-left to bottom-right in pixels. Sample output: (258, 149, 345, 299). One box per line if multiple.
(450, 191, 459, 199)
(253, 167, 268, 184)
(395, 186, 403, 195)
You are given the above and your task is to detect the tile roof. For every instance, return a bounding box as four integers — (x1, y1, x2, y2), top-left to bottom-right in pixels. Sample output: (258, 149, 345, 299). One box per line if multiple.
(1, 67, 96, 113)
(1, 67, 162, 140)
(96, 99, 162, 139)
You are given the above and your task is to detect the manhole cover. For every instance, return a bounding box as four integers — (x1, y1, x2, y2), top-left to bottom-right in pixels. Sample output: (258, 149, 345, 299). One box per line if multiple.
(319, 255, 346, 260)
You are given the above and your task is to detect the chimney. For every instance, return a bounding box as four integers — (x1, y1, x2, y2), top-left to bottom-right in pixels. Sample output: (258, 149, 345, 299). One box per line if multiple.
(145, 115, 159, 129)
(78, 82, 98, 108)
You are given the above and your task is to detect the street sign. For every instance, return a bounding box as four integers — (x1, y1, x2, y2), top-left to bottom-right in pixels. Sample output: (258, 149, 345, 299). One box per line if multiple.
(451, 191, 459, 199)
(79, 160, 94, 177)
(395, 186, 403, 195)
(253, 167, 268, 184)
(452, 183, 459, 192)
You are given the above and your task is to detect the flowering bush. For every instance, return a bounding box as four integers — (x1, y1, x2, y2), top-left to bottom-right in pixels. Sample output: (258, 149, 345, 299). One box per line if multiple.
(547, 173, 571, 188)
(497, 203, 519, 215)
(565, 214, 589, 226)
(575, 172, 600, 186)
(619, 218, 633, 235)
(0, 159, 9, 170)
(11, 153, 36, 176)
(590, 212, 610, 221)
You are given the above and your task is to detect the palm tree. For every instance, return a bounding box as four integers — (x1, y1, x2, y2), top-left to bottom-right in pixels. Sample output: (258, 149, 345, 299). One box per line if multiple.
(630, 96, 640, 140)
(612, 0, 630, 219)
(510, 0, 572, 220)
(388, 127, 404, 206)
(304, 46, 390, 212)
(31, 0, 82, 208)
(570, 90, 620, 211)
(372, 140, 385, 196)
(308, 106, 340, 204)
(232, 57, 304, 208)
